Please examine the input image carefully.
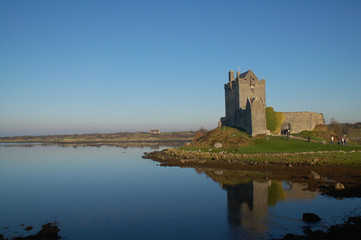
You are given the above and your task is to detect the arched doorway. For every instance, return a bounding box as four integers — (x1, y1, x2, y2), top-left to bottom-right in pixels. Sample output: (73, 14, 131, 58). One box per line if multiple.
(281, 122, 291, 135)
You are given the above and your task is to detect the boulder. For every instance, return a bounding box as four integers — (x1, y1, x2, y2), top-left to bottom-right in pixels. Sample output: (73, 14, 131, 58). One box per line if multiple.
(281, 233, 297, 240)
(214, 170, 223, 176)
(303, 213, 321, 222)
(334, 182, 345, 190)
(213, 143, 223, 149)
(307, 170, 320, 180)
(25, 226, 33, 231)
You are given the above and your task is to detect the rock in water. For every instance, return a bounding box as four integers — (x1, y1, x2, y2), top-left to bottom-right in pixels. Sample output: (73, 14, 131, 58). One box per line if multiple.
(334, 182, 345, 190)
(303, 213, 321, 222)
(25, 226, 33, 231)
(213, 143, 223, 149)
(307, 170, 320, 180)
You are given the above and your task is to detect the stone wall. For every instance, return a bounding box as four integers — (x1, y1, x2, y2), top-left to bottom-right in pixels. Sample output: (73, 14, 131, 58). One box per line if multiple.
(238, 77, 265, 109)
(282, 112, 324, 133)
(249, 97, 269, 136)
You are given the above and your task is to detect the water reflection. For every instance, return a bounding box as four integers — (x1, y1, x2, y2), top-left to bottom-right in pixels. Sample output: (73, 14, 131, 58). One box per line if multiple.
(197, 169, 318, 237)
(225, 181, 269, 231)
(225, 181, 318, 232)
(1, 145, 359, 240)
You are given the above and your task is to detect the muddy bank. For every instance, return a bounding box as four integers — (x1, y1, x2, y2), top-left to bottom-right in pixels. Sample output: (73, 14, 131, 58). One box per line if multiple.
(144, 149, 361, 197)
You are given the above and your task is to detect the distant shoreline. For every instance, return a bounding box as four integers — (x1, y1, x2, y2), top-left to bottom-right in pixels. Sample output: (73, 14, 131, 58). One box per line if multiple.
(0, 139, 192, 144)
(0, 139, 192, 149)
(0, 131, 195, 146)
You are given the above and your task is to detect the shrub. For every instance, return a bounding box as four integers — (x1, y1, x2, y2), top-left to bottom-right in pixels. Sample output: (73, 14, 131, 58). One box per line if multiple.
(329, 118, 343, 137)
(266, 107, 284, 133)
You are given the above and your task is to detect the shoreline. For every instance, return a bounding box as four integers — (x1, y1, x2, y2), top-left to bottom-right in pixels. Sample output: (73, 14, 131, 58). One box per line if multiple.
(144, 148, 361, 198)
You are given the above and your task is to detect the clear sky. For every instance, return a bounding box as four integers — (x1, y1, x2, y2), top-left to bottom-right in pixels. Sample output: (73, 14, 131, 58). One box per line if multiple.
(1, 0, 360, 136)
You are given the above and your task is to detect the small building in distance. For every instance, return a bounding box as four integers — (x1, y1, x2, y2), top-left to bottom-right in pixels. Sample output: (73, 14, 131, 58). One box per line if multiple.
(220, 69, 324, 136)
(150, 129, 161, 134)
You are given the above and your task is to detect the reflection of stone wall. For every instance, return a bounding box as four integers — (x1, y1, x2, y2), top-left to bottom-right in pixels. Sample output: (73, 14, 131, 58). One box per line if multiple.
(283, 182, 318, 200)
(224, 181, 271, 231)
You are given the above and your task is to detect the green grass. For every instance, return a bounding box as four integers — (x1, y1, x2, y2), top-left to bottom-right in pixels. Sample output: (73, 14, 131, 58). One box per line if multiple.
(242, 152, 361, 167)
(182, 135, 361, 154)
(295, 131, 325, 141)
(179, 129, 361, 166)
(235, 136, 361, 153)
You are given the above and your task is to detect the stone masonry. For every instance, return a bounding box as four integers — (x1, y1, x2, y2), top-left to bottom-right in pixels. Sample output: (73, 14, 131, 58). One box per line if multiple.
(281, 112, 324, 134)
(220, 69, 324, 136)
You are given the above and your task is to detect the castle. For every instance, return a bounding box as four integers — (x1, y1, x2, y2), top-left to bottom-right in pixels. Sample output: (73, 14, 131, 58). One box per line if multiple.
(220, 69, 324, 136)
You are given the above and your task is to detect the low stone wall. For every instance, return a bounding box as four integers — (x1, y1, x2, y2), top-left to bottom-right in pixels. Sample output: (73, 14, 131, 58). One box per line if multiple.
(282, 112, 324, 133)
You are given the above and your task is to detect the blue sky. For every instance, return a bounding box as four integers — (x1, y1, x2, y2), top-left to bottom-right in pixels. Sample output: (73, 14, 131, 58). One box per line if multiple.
(1, 0, 360, 136)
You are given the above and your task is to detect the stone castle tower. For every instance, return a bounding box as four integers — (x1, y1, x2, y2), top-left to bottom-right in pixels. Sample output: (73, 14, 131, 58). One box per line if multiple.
(220, 70, 269, 136)
(220, 69, 324, 136)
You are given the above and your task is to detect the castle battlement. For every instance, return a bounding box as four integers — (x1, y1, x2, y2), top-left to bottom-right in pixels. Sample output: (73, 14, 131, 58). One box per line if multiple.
(227, 70, 265, 87)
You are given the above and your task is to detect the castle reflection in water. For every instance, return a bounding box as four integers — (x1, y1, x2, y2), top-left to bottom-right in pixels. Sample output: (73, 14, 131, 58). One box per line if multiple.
(197, 169, 318, 235)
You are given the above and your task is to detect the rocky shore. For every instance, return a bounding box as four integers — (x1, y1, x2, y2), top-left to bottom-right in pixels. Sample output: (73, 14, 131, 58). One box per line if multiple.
(275, 215, 361, 240)
(0, 223, 60, 240)
(144, 148, 361, 197)
(144, 148, 361, 166)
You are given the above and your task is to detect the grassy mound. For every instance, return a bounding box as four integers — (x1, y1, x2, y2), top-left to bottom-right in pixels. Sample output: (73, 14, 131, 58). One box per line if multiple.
(190, 127, 253, 149)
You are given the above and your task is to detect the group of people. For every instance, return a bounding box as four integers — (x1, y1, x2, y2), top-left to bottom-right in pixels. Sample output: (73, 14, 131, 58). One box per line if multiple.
(331, 136, 348, 145)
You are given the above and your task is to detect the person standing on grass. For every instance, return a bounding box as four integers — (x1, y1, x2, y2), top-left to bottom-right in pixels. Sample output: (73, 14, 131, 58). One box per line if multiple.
(331, 136, 334, 144)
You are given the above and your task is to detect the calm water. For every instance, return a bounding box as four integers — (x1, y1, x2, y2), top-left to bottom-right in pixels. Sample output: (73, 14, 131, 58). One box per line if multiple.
(0, 144, 360, 239)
